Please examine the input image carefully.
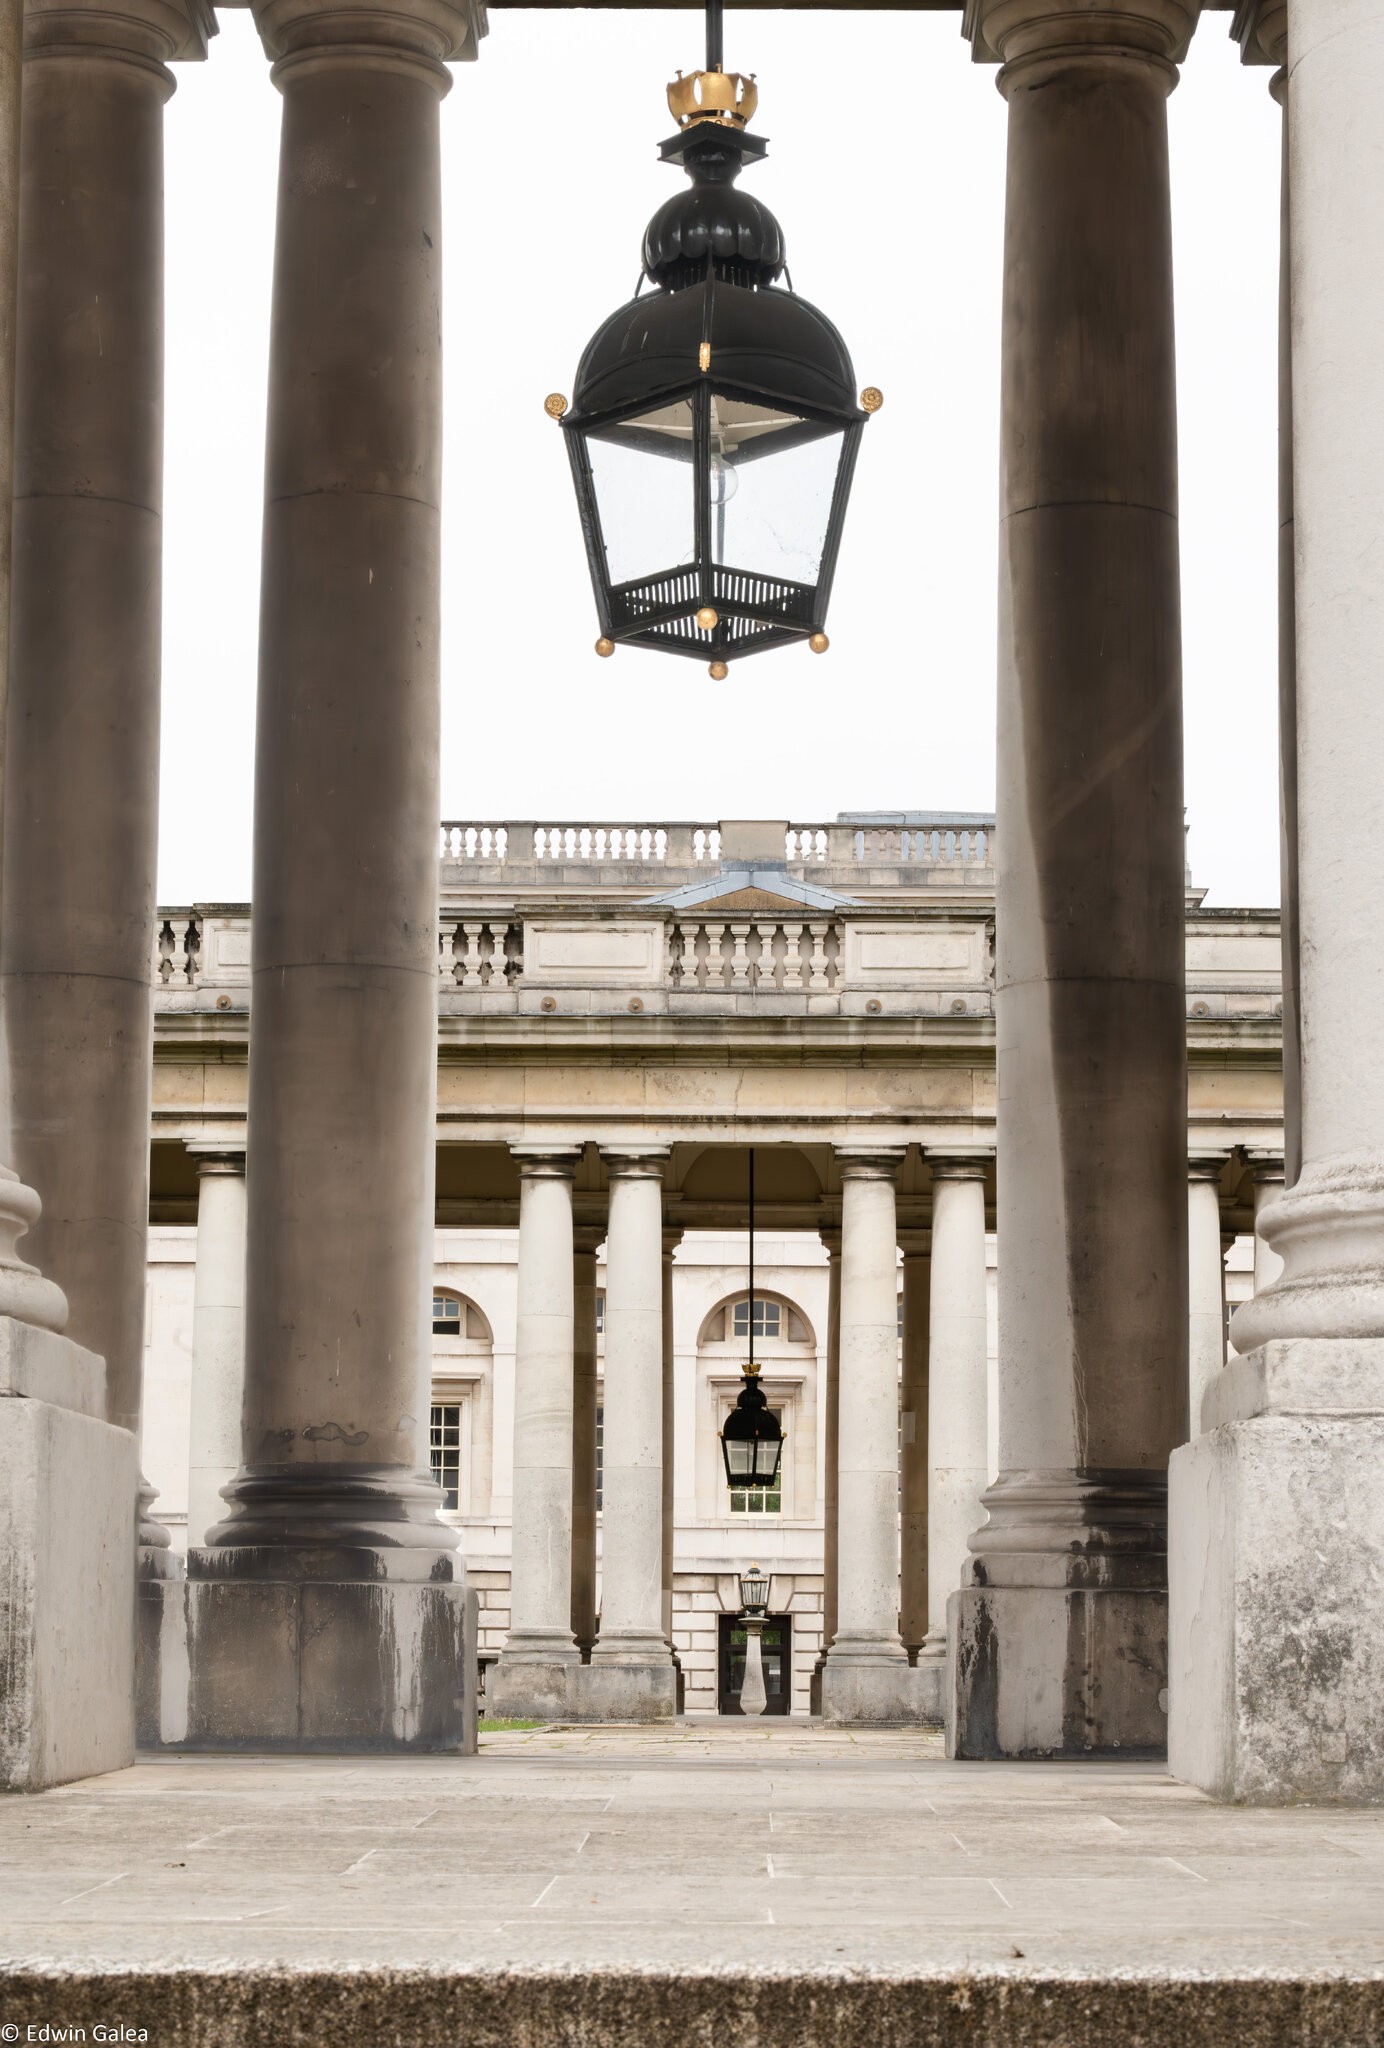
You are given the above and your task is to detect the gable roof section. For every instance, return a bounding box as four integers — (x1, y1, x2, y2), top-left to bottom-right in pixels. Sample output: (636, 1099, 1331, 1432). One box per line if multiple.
(644, 865, 856, 914)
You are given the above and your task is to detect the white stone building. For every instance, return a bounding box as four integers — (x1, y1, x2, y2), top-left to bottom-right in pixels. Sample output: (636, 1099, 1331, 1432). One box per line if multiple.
(139, 813, 1281, 1719)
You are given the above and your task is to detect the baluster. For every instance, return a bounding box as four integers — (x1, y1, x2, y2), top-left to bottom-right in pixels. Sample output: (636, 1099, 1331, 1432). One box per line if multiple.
(705, 921, 728, 988)
(184, 917, 202, 985)
(782, 920, 804, 990)
(505, 923, 524, 984)
(729, 923, 752, 990)
(693, 829, 706, 862)
(808, 922, 830, 992)
(461, 922, 484, 989)
(157, 918, 175, 984)
(487, 926, 507, 985)
(439, 921, 458, 982)
(709, 829, 721, 861)
(825, 922, 842, 990)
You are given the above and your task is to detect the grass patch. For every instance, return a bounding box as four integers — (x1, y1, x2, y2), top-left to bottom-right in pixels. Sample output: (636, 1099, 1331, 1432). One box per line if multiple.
(480, 1716, 546, 1731)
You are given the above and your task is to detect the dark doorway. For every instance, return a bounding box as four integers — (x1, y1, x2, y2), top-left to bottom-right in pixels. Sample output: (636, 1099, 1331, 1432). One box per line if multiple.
(718, 1613, 793, 1714)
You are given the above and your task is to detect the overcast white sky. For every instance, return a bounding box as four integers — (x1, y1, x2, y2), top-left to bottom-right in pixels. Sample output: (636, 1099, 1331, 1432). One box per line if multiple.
(160, 9, 1282, 908)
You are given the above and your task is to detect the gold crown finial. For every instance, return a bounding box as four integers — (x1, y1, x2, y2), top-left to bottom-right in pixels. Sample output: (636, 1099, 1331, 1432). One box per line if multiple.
(667, 65, 758, 130)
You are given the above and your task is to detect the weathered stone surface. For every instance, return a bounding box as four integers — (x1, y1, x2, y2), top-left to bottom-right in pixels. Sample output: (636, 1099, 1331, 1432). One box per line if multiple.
(1170, 1340, 1384, 1803)
(145, 1577, 478, 1753)
(821, 1655, 939, 1727)
(572, 1660, 677, 1721)
(949, 1585, 1169, 1759)
(0, 1393, 137, 1790)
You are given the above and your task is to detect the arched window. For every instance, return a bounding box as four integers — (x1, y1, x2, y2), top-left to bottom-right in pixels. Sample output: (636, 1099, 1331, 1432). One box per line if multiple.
(429, 1288, 493, 1515)
(696, 1287, 817, 1522)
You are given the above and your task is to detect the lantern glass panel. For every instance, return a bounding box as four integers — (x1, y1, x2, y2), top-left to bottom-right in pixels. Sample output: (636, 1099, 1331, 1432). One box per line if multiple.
(708, 396, 845, 586)
(586, 399, 695, 586)
(723, 1436, 757, 1481)
(752, 1436, 783, 1484)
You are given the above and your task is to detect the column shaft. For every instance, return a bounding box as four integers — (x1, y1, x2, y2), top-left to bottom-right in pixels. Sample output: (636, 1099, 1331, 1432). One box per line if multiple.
(570, 1230, 601, 1658)
(898, 1236, 930, 1661)
(211, 32, 455, 1564)
(954, 0, 1195, 1760)
(491, 1151, 579, 1716)
(810, 1228, 840, 1711)
(4, 7, 171, 1429)
(661, 1235, 677, 1647)
(918, 1161, 989, 1688)
(186, 1152, 248, 1548)
(585, 1151, 674, 1718)
(1187, 1159, 1229, 1435)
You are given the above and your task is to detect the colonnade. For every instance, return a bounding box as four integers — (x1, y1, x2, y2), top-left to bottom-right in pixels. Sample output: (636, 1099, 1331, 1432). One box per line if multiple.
(485, 1143, 992, 1726)
(0, 0, 1376, 1794)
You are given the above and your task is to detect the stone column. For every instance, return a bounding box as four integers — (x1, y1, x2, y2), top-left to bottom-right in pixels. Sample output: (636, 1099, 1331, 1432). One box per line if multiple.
(582, 1150, 675, 1720)
(491, 1148, 580, 1719)
(954, 0, 1194, 1760)
(570, 1224, 602, 1659)
(662, 1229, 682, 1682)
(185, 1146, 247, 1548)
(823, 1148, 924, 1724)
(1247, 1152, 1285, 1293)
(4, 0, 207, 1572)
(0, 0, 144, 1790)
(916, 1158, 990, 1721)
(166, 0, 485, 1755)
(1171, 0, 1384, 1806)
(1187, 1156, 1229, 1435)
(809, 1224, 840, 1714)
(898, 1230, 930, 1663)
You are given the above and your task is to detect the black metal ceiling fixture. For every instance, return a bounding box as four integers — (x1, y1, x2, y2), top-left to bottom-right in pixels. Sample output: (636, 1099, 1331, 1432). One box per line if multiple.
(545, 0, 881, 679)
(720, 1148, 785, 1490)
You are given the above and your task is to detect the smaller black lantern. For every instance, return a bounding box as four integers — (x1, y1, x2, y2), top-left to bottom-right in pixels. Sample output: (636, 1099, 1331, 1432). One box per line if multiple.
(739, 1563, 770, 1616)
(720, 1364, 784, 1490)
(548, 0, 880, 677)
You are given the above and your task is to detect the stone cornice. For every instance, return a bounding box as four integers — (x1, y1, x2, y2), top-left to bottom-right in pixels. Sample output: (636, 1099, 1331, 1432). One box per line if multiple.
(965, 0, 1202, 68)
(251, 0, 486, 69)
(25, 0, 215, 67)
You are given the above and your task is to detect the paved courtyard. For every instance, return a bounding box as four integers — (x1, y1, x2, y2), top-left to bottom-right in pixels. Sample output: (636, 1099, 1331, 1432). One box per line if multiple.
(1, 1722, 1382, 2044)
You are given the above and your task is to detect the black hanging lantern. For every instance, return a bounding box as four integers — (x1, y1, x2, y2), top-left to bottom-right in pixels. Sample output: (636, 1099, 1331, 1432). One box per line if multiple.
(546, 0, 881, 679)
(719, 1148, 785, 1490)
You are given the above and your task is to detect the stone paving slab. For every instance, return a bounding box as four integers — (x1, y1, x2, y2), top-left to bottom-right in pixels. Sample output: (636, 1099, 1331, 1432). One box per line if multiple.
(0, 1722, 1382, 2044)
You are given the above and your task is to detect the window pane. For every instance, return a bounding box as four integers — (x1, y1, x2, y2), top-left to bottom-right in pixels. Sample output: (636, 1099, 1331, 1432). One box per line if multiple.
(732, 1297, 782, 1340)
(596, 1291, 605, 1336)
(708, 396, 844, 586)
(430, 1401, 462, 1511)
(586, 401, 694, 588)
(433, 1293, 462, 1336)
(596, 1402, 604, 1513)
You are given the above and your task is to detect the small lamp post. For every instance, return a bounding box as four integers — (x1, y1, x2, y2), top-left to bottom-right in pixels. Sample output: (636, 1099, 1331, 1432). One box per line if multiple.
(738, 1563, 770, 1717)
(546, 0, 880, 679)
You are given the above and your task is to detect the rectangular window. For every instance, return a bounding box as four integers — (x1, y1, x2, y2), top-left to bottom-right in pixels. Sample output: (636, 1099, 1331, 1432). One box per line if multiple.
(433, 1294, 462, 1336)
(728, 1406, 783, 1515)
(596, 1291, 605, 1336)
(732, 1298, 781, 1341)
(430, 1401, 463, 1510)
(596, 1402, 604, 1513)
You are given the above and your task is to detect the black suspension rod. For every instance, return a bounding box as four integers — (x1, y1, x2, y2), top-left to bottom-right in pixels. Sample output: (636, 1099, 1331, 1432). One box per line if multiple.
(706, 0, 723, 70)
(747, 1144, 755, 1370)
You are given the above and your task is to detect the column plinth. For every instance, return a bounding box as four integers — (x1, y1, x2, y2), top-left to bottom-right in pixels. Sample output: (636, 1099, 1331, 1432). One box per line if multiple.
(952, 0, 1193, 1760)
(578, 1151, 675, 1721)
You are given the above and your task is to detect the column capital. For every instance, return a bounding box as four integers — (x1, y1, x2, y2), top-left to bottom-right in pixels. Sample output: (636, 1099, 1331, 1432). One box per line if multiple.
(1231, 0, 1286, 71)
(1244, 1147, 1286, 1185)
(25, 0, 213, 70)
(573, 1221, 605, 1257)
(1188, 1151, 1232, 1183)
(898, 1228, 932, 1260)
(186, 1141, 247, 1179)
(926, 1152, 992, 1184)
(601, 1147, 669, 1183)
(834, 1146, 905, 1184)
(662, 1228, 684, 1257)
(965, 0, 1200, 81)
(251, 0, 485, 84)
(510, 1143, 580, 1182)
(818, 1223, 841, 1258)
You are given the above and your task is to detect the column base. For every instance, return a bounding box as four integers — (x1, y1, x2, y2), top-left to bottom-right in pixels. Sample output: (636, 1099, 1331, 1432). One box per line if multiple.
(0, 1350, 138, 1790)
(1170, 1339, 1384, 1804)
(820, 1641, 939, 1726)
(947, 1584, 1168, 1758)
(570, 1634, 677, 1721)
(144, 1563, 479, 1754)
(488, 1633, 581, 1722)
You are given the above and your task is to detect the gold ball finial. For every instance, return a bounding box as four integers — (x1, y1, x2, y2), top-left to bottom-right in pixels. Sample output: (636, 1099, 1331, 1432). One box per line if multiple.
(860, 386, 884, 414)
(809, 631, 829, 654)
(695, 605, 719, 632)
(544, 392, 569, 420)
(595, 637, 615, 658)
(709, 660, 729, 681)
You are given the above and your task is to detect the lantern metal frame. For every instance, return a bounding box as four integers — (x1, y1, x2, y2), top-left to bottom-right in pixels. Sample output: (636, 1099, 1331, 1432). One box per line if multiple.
(739, 1564, 770, 1617)
(553, 0, 876, 674)
(719, 1148, 786, 1492)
